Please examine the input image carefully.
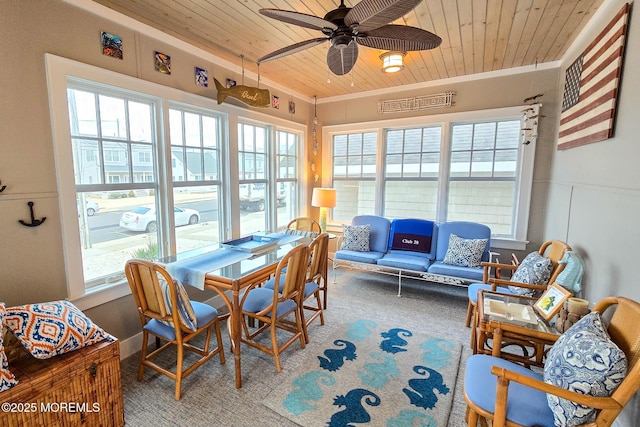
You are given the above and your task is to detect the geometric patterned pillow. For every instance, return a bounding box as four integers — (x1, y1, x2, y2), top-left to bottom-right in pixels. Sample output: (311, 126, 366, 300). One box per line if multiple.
(158, 278, 198, 332)
(509, 251, 553, 296)
(442, 233, 487, 268)
(544, 312, 627, 426)
(0, 303, 19, 391)
(4, 300, 108, 360)
(341, 224, 370, 252)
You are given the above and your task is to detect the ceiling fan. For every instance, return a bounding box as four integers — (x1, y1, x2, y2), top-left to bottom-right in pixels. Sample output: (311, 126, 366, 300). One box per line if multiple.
(257, 0, 442, 76)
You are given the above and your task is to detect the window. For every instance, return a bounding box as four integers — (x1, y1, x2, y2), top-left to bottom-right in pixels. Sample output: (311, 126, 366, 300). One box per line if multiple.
(238, 122, 269, 235)
(332, 132, 377, 221)
(384, 127, 441, 219)
(448, 121, 520, 236)
(325, 106, 537, 247)
(276, 130, 298, 228)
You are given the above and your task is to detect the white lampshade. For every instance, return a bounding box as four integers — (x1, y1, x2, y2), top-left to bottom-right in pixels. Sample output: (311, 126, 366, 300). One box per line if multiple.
(311, 188, 337, 208)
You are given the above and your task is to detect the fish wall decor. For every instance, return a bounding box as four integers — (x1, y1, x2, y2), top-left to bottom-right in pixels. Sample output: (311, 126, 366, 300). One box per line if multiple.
(213, 78, 270, 108)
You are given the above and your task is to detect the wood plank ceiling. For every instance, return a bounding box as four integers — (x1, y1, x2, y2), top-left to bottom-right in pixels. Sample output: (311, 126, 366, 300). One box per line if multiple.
(92, 0, 604, 99)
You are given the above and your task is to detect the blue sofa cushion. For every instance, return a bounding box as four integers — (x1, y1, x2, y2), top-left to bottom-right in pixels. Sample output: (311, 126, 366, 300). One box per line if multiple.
(341, 224, 370, 251)
(435, 221, 491, 263)
(465, 354, 555, 426)
(377, 253, 431, 272)
(351, 215, 391, 253)
(388, 219, 435, 257)
(428, 261, 484, 282)
(335, 250, 385, 264)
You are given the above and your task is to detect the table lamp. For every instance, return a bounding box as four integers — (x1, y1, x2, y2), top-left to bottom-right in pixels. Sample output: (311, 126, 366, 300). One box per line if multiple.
(311, 187, 336, 233)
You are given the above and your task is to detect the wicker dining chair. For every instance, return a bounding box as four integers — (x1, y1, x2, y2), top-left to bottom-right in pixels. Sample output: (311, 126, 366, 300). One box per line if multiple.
(265, 233, 329, 343)
(464, 296, 640, 427)
(287, 217, 321, 234)
(239, 244, 310, 372)
(125, 259, 225, 400)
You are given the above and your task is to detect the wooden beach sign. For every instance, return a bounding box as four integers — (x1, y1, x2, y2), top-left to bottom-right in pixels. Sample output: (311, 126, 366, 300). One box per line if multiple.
(214, 78, 270, 107)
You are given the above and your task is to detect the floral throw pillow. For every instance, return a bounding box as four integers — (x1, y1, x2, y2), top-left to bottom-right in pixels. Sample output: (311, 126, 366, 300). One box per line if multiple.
(442, 233, 487, 268)
(1, 303, 19, 391)
(341, 224, 371, 252)
(4, 300, 108, 359)
(509, 251, 553, 296)
(544, 312, 627, 426)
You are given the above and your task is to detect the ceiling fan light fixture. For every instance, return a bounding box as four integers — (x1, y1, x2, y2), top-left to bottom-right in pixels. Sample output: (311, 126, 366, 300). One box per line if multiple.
(380, 51, 405, 73)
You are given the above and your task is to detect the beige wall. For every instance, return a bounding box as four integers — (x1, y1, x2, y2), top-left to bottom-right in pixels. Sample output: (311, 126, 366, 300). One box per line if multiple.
(0, 0, 312, 341)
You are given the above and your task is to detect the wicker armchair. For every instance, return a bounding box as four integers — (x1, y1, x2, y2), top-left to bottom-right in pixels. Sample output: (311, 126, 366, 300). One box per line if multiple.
(464, 296, 640, 427)
(465, 240, 571, 328)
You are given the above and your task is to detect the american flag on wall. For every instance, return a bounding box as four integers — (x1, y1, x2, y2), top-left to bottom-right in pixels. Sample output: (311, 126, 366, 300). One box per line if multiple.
(558, 3, 630, 150)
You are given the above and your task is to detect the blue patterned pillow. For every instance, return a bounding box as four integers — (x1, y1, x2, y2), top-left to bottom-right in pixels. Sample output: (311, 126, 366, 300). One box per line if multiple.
(341, 224, 370, 252)
(544, 312, 627, 426)
(442, 234, 487, 267)
(1, 303, 19, 391)
(509, 252, 553, 296)
(4, 300, 108, 359)
(158, 278, 198, 332)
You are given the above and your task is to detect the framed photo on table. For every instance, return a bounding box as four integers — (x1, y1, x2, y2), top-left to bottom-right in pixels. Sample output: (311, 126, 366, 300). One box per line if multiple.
(534, 283, 572, 321)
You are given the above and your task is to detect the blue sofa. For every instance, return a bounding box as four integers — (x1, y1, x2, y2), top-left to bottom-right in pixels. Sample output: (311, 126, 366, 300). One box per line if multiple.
(334, 215, 491, 295)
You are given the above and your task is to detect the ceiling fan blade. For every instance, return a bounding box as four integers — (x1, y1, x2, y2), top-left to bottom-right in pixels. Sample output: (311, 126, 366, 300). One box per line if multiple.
(344, 0, 422, 33)
(327, 43, 358, 76)
(357, 25, 442, 51)
(259, 9, 337, 32)
(257, 38, 328, 64)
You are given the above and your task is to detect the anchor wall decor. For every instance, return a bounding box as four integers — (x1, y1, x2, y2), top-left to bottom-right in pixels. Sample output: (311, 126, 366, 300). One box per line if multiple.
(19, 201, 46, 227)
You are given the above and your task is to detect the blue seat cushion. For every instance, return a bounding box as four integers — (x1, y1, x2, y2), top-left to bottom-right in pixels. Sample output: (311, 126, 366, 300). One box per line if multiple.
(265, 275, 318, 298)
(377, 253, 431, 272)
(144, 301, 218, 341)
(428, 261, 484, 281)
(241, 287, 296, 317)
(351, 215, 391, 253)
(335, 250, 385, 264)
(467, 283, 513, 304)
(465, 354, 555, 427)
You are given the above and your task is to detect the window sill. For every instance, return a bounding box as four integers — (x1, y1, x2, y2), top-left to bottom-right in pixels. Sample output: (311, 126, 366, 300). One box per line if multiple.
(67, 280, 131, 311)
(490, 238, 528, 251)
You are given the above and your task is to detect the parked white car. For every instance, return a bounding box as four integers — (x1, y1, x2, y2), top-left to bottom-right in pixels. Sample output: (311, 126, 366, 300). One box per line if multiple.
(77, 199, 100, 216)
(119, 205, 200, 232)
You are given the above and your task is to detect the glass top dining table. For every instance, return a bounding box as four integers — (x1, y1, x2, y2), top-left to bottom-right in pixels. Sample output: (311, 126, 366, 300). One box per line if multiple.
(158, 233, 310, 388)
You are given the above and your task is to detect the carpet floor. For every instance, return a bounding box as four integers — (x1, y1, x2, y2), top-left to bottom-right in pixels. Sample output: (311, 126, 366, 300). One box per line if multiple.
(120, 269, 473, 426)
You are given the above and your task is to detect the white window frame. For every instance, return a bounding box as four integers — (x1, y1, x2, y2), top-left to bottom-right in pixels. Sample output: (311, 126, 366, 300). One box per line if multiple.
(322, 106, 537, 250)
(46, 54, 307, 310)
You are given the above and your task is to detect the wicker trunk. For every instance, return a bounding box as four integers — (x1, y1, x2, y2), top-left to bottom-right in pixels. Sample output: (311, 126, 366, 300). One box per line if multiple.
(0, 338, 124, 427)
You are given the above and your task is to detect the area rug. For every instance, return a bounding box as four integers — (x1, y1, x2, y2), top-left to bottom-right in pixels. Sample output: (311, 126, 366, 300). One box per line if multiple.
(262, 319, 462, 426)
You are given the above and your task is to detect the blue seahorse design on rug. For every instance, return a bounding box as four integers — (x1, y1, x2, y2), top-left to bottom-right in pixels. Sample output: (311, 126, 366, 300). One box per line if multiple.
(379, 328, 412, 354)
(345, 319, 378, 342)
(387, 409, 437, 427)
(317, 339, 357, 372)
(358, 351, 400, 389)
(402, 365, 450, 410)
(420, 338, 455, 369)
(283, 371, 336, 416)
(327, 388, 381, 427)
